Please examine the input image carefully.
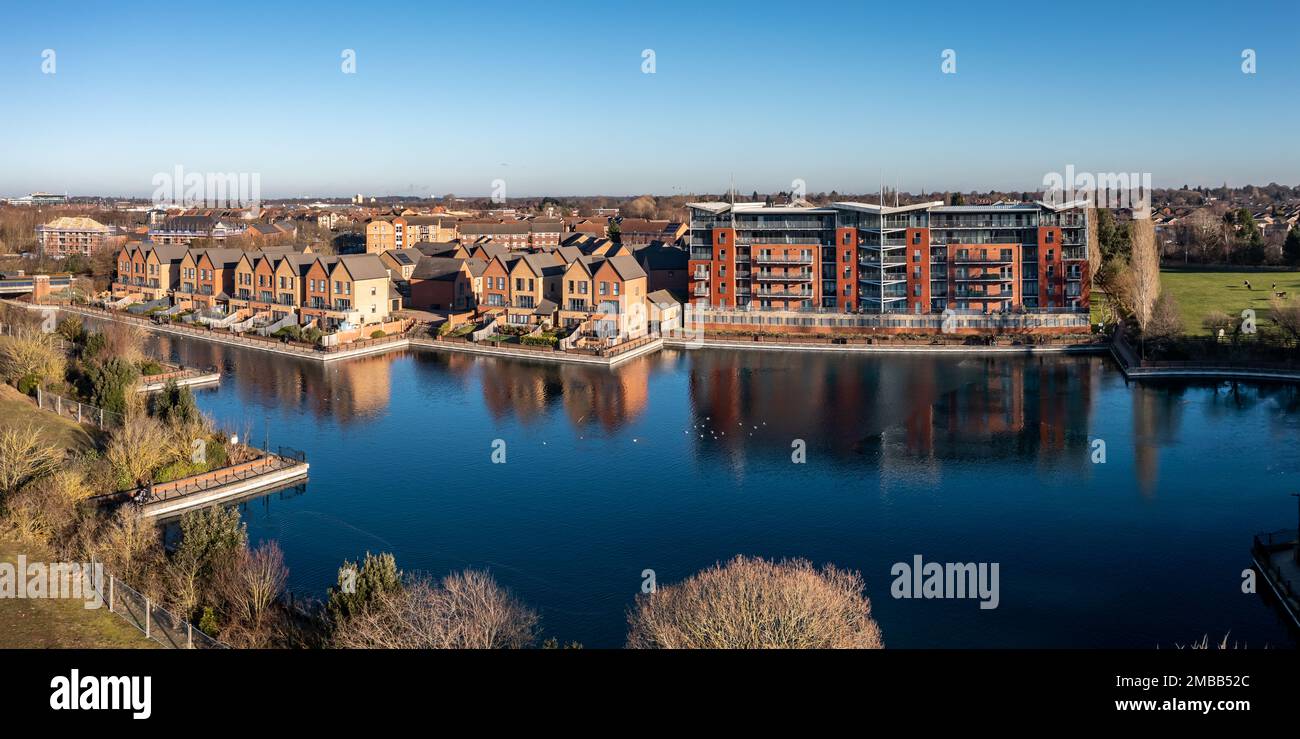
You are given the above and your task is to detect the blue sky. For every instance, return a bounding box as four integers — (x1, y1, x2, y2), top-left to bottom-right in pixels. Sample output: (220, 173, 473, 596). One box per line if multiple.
(1, 0, 1297, 198)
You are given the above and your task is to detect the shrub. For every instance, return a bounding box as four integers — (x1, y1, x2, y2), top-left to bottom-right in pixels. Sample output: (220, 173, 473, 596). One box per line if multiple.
(138, 359, 165, 376)
(0, 425, 62, 496)
(332, 569, 538, 649)
(0, 328, 65, 388)
(626, 555, 884, 649)
(304, 327, 323, 345)
(84, 356, 140, 417)
(273, 324, 303, 342)
(327, 551, 403, 625)
(520, 334, 558, 347)
(370, 330, 386, 339)
(105, 414, 169, 489)
(56, 317, 85, 343)
(1202, 310, 1235, 337)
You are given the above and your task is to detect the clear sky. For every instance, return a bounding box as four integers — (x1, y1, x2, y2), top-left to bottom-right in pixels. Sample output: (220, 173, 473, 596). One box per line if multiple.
(1, 0, 1297, 198)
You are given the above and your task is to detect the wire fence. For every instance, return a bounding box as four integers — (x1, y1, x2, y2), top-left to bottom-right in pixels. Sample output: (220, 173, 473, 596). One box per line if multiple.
(34, 386, 122, 430)
(87, 558, 228, 649)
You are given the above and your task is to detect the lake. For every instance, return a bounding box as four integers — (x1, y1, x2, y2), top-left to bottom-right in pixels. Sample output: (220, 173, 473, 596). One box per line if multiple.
(134, 329, 1300, 648)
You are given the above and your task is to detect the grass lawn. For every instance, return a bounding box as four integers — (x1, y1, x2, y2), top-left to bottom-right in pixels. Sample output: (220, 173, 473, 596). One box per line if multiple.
(0, 384, 149, 647)
(0, 539, 156, 648)
(0, 383, 97, 452)
(1160, 269, 1300, 336)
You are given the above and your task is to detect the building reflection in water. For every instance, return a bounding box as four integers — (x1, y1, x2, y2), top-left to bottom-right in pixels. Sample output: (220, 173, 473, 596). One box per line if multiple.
(145, 334, 393, 425)
(686, 350, 1100, 476)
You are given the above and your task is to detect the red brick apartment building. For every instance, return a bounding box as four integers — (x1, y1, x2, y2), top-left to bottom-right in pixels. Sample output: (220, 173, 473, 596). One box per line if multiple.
(686, 200, 1090, 315)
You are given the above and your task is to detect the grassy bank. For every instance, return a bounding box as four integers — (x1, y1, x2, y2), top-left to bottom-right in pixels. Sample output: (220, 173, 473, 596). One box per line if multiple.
(0, 539, 155, 648)
(1160, 269, 1300, 336)
(0, 386, 150, 647)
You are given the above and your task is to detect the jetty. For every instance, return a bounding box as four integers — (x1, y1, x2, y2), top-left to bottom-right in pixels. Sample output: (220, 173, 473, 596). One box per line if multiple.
(90, 447, 310, 519)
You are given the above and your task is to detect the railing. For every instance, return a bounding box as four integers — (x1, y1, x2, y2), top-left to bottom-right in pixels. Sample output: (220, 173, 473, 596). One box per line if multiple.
(86, 559, 228, 649)
(1251, 529, 1299, 626)
(753, 254, 814, 264)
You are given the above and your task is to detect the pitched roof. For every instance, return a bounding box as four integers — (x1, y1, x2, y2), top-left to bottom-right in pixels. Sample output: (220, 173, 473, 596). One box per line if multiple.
(410, 256, 465, 281)
(335, 254, 389, 281)
(633, 241, 688, 270)
(604, 255, 647, 281)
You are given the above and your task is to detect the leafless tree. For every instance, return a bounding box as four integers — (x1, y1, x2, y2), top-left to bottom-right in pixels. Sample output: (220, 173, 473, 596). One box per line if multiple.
(217, 541, 288, 644)
(0, 424, 61, 496)
(1129, 212, 1161, 333)
(626, 555, 884, 649)
(333, 569, 538, 649)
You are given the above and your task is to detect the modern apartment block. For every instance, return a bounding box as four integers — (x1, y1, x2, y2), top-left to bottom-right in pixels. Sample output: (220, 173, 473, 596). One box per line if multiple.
(36, 216, 122, 258)
(686, 200, 1090, 314)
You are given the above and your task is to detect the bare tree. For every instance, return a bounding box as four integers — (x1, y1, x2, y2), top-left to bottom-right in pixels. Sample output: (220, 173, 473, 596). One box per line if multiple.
(1086, 207, 1101, 280)
(0, 424, 61, 496)
(217, 541, 288, 644)
(1269, 295, 1300, 344)
(1128, 212, 1160, 333)
(1201, 310, 1235, 337)
(333, 569, 538, 649)
(101, 320, 146, 366)
(105, 413, 170, 488)
(0, 328, 65, 387)
(626, 555, 884, 649)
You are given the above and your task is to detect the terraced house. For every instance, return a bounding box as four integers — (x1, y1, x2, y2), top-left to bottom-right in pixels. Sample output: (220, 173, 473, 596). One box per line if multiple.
(504, 252, 565, 326)
(299, 255, 397, 330)
(687, 200, 1090, 315)
(112, 244, 189, 302)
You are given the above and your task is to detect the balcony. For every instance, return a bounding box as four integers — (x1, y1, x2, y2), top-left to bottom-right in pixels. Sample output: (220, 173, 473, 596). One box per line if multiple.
(753, 254, 814, 264)
(952, 254, 1015, 264)
(754, 288, 813, 298)
(755, 271, 813, 282)
(953, 274, 1014, 282)
(692, 270, 710, 281)
(693, 285, 710, 297)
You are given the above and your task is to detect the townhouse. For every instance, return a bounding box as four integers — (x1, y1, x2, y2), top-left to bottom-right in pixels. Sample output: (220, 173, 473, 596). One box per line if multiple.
(686, 200, 1090, 315)
(112, 243, 190, 302)
(299, 255, 397, 330)
(503, 252, 565, 326)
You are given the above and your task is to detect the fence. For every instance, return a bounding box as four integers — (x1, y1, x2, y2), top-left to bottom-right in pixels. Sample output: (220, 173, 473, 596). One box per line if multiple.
(1251, 529, 1300, 629)
(87, 558, 228, 649)
(1114, 328, 1300, 372)
(34, 386, 121, 430)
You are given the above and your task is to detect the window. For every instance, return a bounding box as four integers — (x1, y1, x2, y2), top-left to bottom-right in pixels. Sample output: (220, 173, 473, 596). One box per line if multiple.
(613, 283, 620, 296)
(599, 282, 608, 295)
(1046, 232, 1055, 243)
(718, 233, 727, 244)
(912, 233, 921, 244)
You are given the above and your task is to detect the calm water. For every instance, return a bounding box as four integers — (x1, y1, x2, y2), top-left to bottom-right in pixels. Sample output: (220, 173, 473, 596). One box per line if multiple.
(126, 326, 1300, 648)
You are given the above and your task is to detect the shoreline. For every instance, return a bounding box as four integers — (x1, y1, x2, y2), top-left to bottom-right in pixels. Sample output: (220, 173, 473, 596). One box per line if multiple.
(57, 304, 1300, 380)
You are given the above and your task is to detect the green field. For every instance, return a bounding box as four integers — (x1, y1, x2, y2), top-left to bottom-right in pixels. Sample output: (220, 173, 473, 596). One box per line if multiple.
(1159, 269, 1300, 336)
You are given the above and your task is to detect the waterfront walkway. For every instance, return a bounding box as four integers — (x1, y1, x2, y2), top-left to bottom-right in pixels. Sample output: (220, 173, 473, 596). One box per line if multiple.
(1110, 332, 1300, 382)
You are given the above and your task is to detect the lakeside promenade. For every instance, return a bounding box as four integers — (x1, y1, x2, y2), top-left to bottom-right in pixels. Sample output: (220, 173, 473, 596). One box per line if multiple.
(53, 302, 1300, 382)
